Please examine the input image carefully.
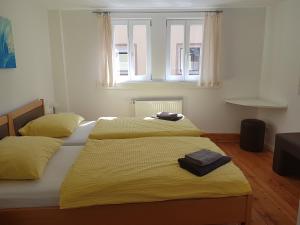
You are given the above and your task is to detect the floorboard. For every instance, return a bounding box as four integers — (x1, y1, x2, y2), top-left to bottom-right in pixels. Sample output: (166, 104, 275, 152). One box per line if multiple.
(217, 143, 300, 225)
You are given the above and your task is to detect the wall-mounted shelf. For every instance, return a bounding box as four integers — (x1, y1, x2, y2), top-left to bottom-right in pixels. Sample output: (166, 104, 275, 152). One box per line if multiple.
(225, 98, 287, 109)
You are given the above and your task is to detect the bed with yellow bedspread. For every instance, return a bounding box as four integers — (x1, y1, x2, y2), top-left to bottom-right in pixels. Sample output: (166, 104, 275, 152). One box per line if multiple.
(88, 117, 201, 140)
(60, 137, 251, 209)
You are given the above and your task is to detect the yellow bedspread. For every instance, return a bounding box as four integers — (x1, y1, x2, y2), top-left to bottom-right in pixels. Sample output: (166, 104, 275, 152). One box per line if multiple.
(60, 137, 251, 209)
(89, 117, 201, 140)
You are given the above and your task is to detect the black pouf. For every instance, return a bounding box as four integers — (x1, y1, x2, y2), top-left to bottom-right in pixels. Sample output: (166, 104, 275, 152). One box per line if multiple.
(240, 119, 265, 152)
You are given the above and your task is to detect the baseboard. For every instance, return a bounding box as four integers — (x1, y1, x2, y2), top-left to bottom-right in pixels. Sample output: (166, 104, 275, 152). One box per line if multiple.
(264, 143, 274, 152)
(201, 133, 240, 143)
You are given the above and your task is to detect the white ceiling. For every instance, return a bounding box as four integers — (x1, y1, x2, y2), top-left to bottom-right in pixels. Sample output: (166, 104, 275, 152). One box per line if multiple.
(39, 0, 283, 9)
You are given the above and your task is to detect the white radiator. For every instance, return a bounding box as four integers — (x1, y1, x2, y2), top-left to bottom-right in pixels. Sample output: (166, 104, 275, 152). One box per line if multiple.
(133, 98, 183, 117)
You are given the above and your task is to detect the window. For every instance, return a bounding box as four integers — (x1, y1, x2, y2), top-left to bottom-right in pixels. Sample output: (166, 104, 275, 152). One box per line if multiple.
(166, 19, 204, 81)
(112, 19, 151, 82)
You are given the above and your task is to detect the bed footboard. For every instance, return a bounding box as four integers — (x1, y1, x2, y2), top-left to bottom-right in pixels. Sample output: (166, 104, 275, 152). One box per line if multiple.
(0, 195, 252, 225)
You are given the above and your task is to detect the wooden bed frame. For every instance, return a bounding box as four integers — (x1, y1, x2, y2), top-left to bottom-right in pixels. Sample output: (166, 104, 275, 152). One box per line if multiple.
(0, 115, 8, 125)
(8, 99, 44, 136)
(0, 115, 9, 139)
(0, 99, 252, 225)
(0, 196, 252, 225)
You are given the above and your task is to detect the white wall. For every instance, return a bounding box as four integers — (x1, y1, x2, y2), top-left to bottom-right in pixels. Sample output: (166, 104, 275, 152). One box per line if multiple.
(0, 0, 54, 114)
(49, 8, 266, 132)
(258, 0, 300, 147)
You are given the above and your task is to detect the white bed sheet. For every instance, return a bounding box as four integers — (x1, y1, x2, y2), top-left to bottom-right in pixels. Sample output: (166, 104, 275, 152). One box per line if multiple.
(0, 146, 82, 209)
(62, 121, 96, 146)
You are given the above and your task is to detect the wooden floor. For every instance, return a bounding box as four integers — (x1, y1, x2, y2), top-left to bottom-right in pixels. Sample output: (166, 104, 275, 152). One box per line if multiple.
(217, 142, 300, 225)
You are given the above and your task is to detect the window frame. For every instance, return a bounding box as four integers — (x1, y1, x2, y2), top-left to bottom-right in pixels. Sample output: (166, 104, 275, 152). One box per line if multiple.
(112, 19, 151, 83)
(166, 19, 204, 82)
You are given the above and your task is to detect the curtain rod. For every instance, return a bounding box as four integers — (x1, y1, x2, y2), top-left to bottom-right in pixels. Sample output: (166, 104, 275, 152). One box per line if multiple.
(92, 10, 223, 14)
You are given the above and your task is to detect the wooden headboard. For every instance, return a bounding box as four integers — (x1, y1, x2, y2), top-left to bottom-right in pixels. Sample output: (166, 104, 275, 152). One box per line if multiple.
(8, 99, 45, 136)
(0, 115, 9, 139)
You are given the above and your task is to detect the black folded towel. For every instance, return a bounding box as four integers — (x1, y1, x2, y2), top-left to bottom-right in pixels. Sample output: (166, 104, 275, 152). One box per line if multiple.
(157, 116, 183, 121)
(156, 112, 183, 121)
(178, 156, 232, 176)
(185, 149, 224, 166)
(157, 112, 178, 118)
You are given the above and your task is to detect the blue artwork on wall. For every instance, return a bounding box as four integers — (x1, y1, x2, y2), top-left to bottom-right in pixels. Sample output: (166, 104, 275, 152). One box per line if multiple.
(0, 16, 16, 68)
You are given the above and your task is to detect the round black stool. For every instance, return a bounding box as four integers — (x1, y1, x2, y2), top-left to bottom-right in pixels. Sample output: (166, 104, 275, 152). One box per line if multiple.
(240, 119, 265, 152)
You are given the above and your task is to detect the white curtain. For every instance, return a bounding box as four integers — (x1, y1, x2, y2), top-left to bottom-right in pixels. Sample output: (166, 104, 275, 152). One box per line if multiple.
(199, 13, 222, 87)
(98, 13, 115, 87)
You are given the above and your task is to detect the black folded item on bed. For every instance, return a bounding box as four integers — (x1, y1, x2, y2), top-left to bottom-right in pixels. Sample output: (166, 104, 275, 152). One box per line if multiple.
(185, 149, 224, 166)
(178, 149, 231, 176)
(156, 112, 183, 121)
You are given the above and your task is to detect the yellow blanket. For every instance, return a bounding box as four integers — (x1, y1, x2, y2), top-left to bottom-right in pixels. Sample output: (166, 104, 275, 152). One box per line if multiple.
(60, 137, 251, 209)
(89, 117, 201, 140)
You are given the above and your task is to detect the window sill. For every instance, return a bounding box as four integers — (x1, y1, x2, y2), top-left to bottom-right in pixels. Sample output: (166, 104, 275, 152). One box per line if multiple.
(101, 81, 221, 90)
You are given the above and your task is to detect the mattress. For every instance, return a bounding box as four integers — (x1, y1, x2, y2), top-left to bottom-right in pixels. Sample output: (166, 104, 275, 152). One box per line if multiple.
(60, 137, 251, 209)
(89, 117, 201, 140)
(62, 121, 96, 146)
(0, 146, 82, 209)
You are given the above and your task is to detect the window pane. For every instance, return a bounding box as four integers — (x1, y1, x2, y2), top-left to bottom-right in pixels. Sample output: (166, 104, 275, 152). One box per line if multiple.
(133, 25, 147, 76)
(189, 24, 203, 75)
(170, 25, 184, 75)
(113, 25, 129, 76)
